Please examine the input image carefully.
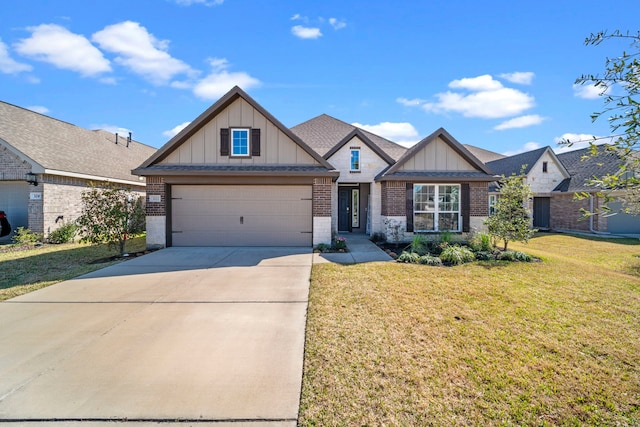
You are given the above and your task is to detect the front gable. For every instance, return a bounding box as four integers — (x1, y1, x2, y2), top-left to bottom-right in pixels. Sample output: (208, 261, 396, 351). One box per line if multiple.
(136, 87, 334, 174)
(327, 135, 392, 183)
(378, 127, 495, 182)
(527, 148, 570, 194)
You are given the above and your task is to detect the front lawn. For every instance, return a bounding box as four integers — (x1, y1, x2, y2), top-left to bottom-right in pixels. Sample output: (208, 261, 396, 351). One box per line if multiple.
(0, 237, 146, 302)
(300, 233, 640, 426)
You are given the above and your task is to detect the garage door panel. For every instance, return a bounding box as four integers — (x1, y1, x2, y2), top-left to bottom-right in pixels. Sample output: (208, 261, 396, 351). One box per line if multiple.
(171, 185, 312, 246)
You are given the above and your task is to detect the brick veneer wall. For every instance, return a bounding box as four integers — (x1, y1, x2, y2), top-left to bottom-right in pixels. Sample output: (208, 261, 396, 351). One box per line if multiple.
(470, 182, 489, 216)
(550, 193, 605, 232)
(145, 176, 166, 216)
(381, 181, 406, 216)
(0, 145, 31, 180)
(313, 177, 331, 217)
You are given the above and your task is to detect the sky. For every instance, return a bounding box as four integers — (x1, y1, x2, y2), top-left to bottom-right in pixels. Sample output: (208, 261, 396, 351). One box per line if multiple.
(1, 0, 639, 156)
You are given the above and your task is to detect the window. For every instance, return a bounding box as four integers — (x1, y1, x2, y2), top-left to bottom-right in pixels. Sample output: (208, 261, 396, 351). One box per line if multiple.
(489, 195, 497, 215)
(542, 161, 548, 173)
(231, 129, 249, 156)
(350, 149, 360, 171)
(414, 184, 460, 232)
(352, 189, 359, 227)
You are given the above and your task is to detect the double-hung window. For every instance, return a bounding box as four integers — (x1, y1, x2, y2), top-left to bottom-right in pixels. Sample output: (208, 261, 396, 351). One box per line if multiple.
(231, 129, 249, 157)
(414, 184, 461, 232)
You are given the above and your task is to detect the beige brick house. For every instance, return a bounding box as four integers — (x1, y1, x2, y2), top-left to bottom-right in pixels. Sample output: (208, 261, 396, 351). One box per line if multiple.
(134, 87, 497, 247)
(0, 101, 156, 242)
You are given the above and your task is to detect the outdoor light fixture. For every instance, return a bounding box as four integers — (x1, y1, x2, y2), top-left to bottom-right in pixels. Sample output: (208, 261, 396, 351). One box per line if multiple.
(25, 172, 38, 186)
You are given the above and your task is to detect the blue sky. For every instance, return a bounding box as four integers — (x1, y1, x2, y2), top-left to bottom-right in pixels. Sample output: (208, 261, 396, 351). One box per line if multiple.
(1, 0, 638, 155)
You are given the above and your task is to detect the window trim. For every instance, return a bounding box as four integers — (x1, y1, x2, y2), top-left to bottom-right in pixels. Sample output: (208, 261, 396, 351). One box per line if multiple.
(350, 148, 361, 172)
(352, 188, 359, 228)
(489, 194, 497, 216)
(231, 128, 250, 157)
(413, 183, 461, 232)
(542, 161, 548, 173)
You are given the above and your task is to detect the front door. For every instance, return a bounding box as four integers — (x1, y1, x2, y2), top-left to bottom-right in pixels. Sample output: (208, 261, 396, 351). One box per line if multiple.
(338, 187, 351, 232)
(533, 197, 550, 229)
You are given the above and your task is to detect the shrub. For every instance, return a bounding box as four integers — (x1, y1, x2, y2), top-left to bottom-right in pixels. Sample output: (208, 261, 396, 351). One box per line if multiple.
(48, 223, 78, 244)
(440, 245, 475, 265)
(405, 235, 428, 255)
(332, 237, 347, 250)
(439, 231, 453, 245)
(474, 250, 496, 261)
(397, 251, 420, 263)
(369, 232, 386, 243)
(418, 254, 443, 266)
(497, 250, 532, 262)
(12, 227, 43, 245)
(315, 243, 330, 252)
(469, 232, 493, 252)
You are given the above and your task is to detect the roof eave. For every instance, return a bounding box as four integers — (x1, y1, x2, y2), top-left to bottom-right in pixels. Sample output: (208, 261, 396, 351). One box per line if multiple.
(376, 174, 499, 182)
(133, 167, 340, 178)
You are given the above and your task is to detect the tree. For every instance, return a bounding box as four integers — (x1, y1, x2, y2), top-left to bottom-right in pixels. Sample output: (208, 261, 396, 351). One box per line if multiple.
(569, 30, 640, 212)
(76, 183, 145, 256)
(485, 173, 536, 251)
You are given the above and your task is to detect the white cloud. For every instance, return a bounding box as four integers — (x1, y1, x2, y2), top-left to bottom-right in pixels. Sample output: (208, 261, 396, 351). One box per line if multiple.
(92, 21, 194, 85)
(91, 124, 132, 135)
(291, 25, 322, 39)
(352, 121, 420, 146)
(502, 141, 541, 156)
(499, 71, 535, 85)
(423, 87, 535, 119)
(26, 105, 49, 114)
(192, 57, 260, 100)
(494, 114, 545, 131)
(396, 97, 425, 107)
(0, 38, 32, 74)
(174, 0, 223, 5)
(14, 24, 111, 76)
(552, 133, 611, 153)
(573, 83, 603, 99)
(329, 18, 347, 30)
(449, 74, 504, 91)
(163, 121, 191, 138)
(290, 14, 304, 21)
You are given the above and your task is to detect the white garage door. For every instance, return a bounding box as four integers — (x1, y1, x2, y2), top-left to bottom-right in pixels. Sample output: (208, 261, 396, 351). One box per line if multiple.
(171, 185, 312, 246)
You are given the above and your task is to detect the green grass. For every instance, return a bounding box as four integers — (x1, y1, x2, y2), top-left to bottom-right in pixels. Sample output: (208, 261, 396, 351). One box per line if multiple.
(299, 233, 640, 426)
(0, 237, 146, 301)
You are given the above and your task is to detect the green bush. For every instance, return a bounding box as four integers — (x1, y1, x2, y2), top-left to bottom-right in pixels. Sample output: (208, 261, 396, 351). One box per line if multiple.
(332, 237, 347, 250)
(497, 250, 532, 262)
(12, 227, 43, 245)
(48, 223, 78, 244)
(440, 245, 475, 265)
(418, 254, 443, 266)
(469, 232, 493, 252)
(397, 251, 421, 263)
(405, 235, 428, 255)
(474, 250, 496, 261)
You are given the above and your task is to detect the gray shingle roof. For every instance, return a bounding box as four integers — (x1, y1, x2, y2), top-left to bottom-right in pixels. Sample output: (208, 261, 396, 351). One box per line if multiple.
(0, 101, 156, 183)
(290, 114, 408, 162)
(463, 144, 506, 163)
(554, 146, 624, 192)
(486, 146, 548, 177)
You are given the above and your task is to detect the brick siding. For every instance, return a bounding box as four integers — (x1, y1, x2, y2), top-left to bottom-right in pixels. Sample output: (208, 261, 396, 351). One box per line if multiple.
(470, 182, 489, 216)
(550, 193, 605, 232)
(146, 176, 166, 216)
(313, 177, 331, 217)
(0, 145, 31, 180)
(381, 181, 406, 216)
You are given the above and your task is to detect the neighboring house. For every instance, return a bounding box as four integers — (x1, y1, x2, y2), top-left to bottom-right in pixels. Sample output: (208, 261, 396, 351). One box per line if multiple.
(0, 101, 156, 242)
(486, 146, 570, 229)
(463, 144, 506, 163)
(134, 87, 498, 247)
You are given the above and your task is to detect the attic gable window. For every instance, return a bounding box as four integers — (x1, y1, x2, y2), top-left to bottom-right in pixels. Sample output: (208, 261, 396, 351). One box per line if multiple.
(231, 128, 250, 157)
(542, 161, 548, 173)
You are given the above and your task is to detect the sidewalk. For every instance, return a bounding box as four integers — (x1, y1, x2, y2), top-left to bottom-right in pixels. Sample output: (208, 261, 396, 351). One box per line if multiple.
(313, 233, 393, 264)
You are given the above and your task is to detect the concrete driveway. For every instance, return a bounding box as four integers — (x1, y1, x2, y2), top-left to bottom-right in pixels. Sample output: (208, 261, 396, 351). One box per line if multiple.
(0, 247, 312, 426)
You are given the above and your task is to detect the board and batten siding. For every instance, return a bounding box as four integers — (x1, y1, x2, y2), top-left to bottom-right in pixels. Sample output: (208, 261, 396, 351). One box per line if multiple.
(159, 98, 318, 166)
(398, 137, 476, 171)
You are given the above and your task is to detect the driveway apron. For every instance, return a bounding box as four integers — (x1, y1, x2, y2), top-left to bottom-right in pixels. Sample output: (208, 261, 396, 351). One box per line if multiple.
(0, 247, 312, 426)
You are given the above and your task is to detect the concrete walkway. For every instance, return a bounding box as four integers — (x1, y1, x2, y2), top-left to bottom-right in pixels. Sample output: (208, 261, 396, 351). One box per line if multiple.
(0, 247, 311, 426)
(313, 233, 393, 264)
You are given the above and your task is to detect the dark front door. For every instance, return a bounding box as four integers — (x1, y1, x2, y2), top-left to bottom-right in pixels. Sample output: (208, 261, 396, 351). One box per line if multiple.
(338, 187, 351, 232)
(533, 197, 550, 229)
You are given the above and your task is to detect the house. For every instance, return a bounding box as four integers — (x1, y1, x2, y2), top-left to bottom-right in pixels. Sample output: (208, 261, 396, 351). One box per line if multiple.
(485, 143, 640, 234)
(134, 86, 497, 247)
(486, 146, 570, 229)
(0, 101, 156, 242)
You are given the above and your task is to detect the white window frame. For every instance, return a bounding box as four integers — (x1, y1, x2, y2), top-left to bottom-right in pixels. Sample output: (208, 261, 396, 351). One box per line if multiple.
(231, 128, 250, 157)
(489, 194, 497, 215)
(414, 184, 461, 232)
(350, 149, 360, 172)
(352, 188, 359, 227)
